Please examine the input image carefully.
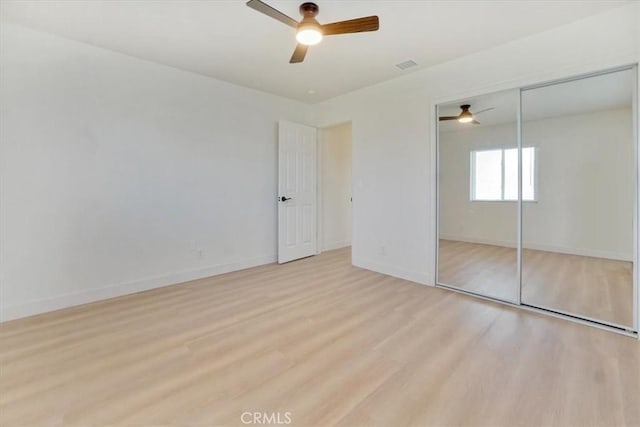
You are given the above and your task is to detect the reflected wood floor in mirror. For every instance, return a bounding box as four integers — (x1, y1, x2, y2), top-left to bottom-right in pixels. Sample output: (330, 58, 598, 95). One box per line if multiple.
(438, 240, 519, 302)
(439, 239, 633, 327)
(1, 247, 639, 426)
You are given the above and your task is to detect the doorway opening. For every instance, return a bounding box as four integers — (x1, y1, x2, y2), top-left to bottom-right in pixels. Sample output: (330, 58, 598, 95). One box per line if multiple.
(319, 122, 352, 256)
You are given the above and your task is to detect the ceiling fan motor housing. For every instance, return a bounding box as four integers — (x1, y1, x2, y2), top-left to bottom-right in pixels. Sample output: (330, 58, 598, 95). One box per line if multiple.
(300, 2, 319, 17)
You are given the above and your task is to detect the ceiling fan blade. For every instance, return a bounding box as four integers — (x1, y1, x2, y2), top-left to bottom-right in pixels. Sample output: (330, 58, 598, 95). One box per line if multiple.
(472, 120, 481, 125)
(246, 0, 298, 28)
(439, 116, 458, 121)
(290, 44, 308, 63)
(321, 16, 379, 36)
(473, 107, 495, 115)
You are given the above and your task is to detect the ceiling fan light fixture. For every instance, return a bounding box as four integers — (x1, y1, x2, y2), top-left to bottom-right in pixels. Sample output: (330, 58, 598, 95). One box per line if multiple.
(296, 24, 323, 45)
(458, 112, 474, 123)
(457, 104, 474, 123)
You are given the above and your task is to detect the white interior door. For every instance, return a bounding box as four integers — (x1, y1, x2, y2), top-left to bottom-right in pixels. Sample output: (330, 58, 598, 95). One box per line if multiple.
(278, 120, 317, 263)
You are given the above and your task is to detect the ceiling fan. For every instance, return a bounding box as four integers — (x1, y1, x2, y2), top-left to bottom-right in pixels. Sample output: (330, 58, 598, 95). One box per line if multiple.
(246, 0, 379, 63)
(439, 105, 495, 124)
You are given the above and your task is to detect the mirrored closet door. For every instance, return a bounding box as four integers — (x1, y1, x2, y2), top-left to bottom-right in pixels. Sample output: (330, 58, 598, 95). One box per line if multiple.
(437, 89, 520, 303)
(521, 68, 636, 329)
(436, 66, 638, 334)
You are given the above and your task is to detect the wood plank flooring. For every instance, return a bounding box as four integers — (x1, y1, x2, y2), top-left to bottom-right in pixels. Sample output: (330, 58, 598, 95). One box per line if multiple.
(439, 239, 634, 327)
(1, 247, 639, 426)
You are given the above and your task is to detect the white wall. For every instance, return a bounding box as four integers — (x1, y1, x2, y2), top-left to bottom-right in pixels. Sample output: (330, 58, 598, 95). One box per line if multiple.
(440, 108, 634, 261)
(0, 23, 311, 321)
(312, 3, 639, 285)
(320, 123, 352, 251)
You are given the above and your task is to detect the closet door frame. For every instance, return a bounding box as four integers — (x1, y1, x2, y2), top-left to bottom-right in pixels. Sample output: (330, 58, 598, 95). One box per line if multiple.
(434, 64, 639, 338)
(518, 65, 639, 334)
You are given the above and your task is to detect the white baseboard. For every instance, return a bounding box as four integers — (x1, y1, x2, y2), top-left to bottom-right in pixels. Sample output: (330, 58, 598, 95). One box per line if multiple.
(1, 254, 276, 322)
(525, 243, 632, 262)
(440, 234, 516, 249)
(440, 234, 632, 262)
(322, 240, 351, 251)
(352, 256, 433, 286)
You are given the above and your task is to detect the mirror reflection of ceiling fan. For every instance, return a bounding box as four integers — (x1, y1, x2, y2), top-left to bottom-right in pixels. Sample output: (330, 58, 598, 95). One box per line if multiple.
(246, 0, 379, 63)
(439, 105, 495, 124)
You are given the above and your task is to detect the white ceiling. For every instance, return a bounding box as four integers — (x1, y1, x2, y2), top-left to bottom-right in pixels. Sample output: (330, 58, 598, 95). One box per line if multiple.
(439, 68, 633, 131)
(0, 0, 631, 103)
(521, 69, 634, 121)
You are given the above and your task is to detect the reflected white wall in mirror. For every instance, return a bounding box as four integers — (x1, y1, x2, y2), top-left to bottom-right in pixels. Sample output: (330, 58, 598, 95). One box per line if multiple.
(521, 68, 635, 328)
(437, 89, 519, 303)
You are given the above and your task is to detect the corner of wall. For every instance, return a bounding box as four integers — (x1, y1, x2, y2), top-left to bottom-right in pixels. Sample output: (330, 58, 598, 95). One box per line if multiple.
(352, 256, 433, 287)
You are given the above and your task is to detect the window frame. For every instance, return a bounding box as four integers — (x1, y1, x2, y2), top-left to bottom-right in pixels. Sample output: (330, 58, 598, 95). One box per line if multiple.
(469, 146, 537, 202)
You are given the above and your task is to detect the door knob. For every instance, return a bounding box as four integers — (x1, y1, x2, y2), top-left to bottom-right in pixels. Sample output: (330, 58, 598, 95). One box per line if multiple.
(280, 196, 292, 202)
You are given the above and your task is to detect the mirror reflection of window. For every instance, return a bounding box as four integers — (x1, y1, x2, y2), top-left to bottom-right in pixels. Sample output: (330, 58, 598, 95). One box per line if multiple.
(470, 147, 536, 201)
(472, 149, 502, 200)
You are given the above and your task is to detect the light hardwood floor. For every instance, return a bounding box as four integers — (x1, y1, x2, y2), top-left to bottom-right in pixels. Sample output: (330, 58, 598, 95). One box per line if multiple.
(439, 239, 634, 327)
(1, 247, 639, 426)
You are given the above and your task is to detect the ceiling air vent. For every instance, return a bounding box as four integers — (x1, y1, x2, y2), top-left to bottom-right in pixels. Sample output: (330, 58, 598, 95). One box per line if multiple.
(395, 60, 417, 70)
